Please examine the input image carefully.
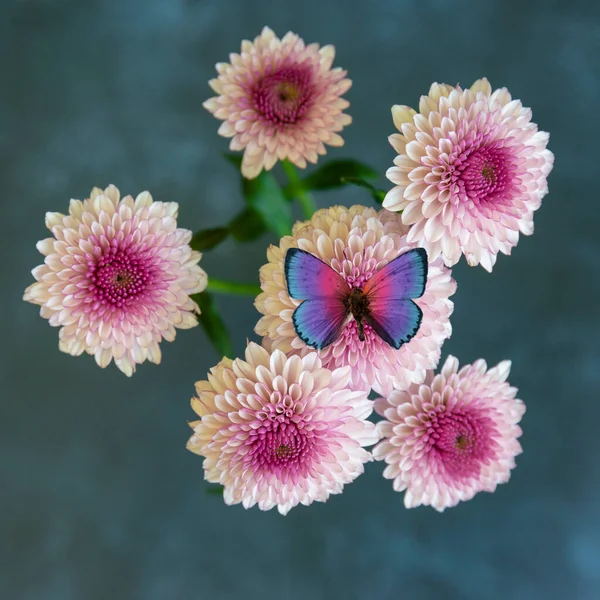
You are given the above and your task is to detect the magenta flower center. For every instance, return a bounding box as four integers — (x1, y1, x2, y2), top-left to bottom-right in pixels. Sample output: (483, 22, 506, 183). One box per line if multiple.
(88, 245, 157, 308)
(240, 392, 320, 477)
(454, 144, 520, 207)
(246, 421, 313, 473)
(426, 405, 497, 480)
(252, 65, 313, 125)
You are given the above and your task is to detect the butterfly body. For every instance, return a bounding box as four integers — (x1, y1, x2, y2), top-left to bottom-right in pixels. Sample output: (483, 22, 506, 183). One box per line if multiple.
(285, 247, 428, 350)
(345, 287, 370, 341)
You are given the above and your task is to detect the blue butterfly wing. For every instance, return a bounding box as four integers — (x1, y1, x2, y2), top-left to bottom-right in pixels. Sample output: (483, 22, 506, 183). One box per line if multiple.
(363, 247, 428, 301)
(285, 248, 350, 349)
(364, 300, 423, 350)
(363, 248, 428, 349)
(285, 248, 350, 300)
(292, 299, 350, 350)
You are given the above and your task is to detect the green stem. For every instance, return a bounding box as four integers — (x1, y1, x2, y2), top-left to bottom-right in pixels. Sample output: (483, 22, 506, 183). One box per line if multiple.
(282, 160, 317, 219)
(206, 279, 262, 297)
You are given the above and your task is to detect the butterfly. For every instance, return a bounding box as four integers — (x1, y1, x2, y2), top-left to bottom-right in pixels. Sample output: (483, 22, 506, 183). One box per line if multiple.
(284, 247, 428, 350)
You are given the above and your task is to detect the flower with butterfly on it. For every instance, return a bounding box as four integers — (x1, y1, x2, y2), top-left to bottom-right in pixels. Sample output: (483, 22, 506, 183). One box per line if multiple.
(383, 78, 554, 272)
(255, 205, 456, 393)
(373, 355, 525, 511)
(187, 342, 379, 515)
(23, 185, 207, 376)
(203, 26, 352, 179)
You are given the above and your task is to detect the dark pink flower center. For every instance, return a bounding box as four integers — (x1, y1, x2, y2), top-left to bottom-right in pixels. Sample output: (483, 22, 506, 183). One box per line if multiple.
(238, 392, 323, 479)
(454, 144, 521, 207)
(252, 65, 314, 125)
(88, 245, 158, 308)
(426, 406, 498, 480)
(245, 421, 313, 475)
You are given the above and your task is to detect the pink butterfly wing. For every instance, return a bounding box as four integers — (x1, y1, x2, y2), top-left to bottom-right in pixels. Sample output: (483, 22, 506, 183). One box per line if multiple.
(362, 248, 428, 349)
(285, 248, 350, 349)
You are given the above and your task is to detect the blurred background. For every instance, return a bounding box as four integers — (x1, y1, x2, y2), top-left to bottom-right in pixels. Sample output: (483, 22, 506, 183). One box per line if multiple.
(2, 0, 600, 598)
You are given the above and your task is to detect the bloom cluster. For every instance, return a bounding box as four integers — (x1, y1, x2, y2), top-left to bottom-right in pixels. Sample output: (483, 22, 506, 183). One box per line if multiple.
(25, 27, 551, 514)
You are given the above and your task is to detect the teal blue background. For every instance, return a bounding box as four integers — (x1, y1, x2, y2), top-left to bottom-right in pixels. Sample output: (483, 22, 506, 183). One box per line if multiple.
(2, 0, 600, 598)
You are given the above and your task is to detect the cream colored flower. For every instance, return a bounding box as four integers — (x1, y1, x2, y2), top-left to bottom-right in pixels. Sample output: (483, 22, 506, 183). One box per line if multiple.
(373, 355, 525, 510)
(187, 343, 378, 514)
(24, 185, 207, 375)
(384, 78, 554, 271)
(255, 205, 456, 393)
(204, 27, 352, 178)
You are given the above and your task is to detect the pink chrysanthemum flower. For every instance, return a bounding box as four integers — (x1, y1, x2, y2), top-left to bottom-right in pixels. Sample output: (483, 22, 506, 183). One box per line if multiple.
(187, 342, 378, 514)
(24, 185, 207, 376)
(203, 26, 352, 179)
(383, 78, 554, 272)
(373, 355, 525, 511)
(255, 206, 456, 393)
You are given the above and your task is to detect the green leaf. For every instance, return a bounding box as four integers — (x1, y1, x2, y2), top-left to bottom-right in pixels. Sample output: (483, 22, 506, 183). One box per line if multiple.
(190, 227, 229, 252)
(300, 159, 379, 191)
(224, 152, 243, 168)
(229, 207, 267, 242)
(193, 292, 233, 359)
(225, 152, 293, 238)
(340, 177, 387, 205)
(206, 485, 225, 496)
(206, 278, 262, 297)
(242, 172, 292, 238)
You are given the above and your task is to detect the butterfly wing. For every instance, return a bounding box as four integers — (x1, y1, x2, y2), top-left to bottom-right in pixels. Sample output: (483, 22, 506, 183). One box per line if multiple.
(364, 300, 423, 349)
(285, 248, 350, 350)
(285, 248, 350, 300)
(363, 247, 428, 301)
(363, 248, 428, 349)
(292, 299, 350, 349)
